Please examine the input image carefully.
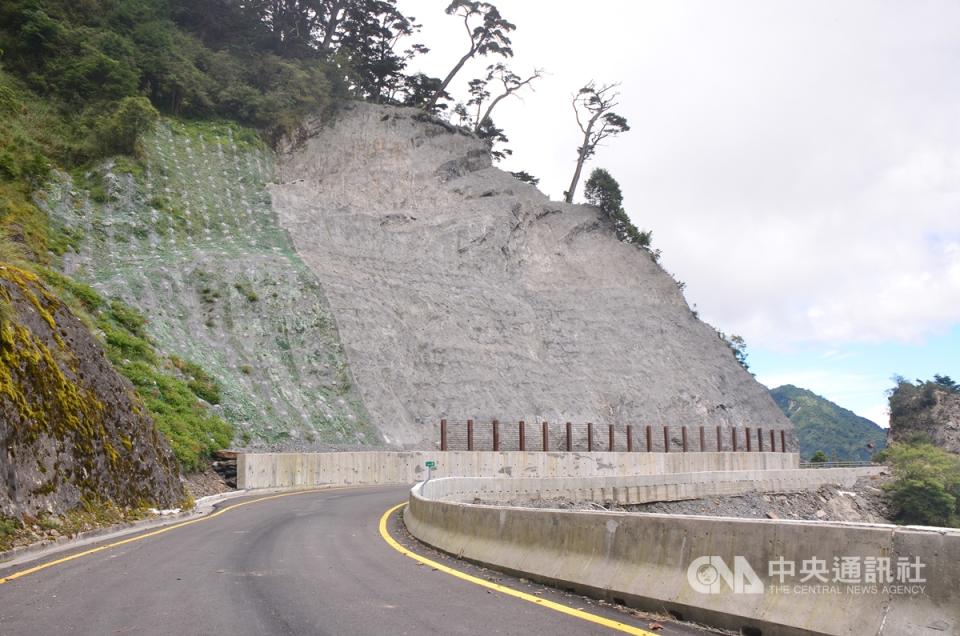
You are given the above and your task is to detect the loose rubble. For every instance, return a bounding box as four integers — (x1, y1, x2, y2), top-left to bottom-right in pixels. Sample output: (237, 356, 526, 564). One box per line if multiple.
(481, 475, 894, 524)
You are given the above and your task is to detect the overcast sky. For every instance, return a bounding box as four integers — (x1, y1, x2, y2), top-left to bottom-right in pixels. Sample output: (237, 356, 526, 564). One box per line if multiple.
(398, 0, 960, 426)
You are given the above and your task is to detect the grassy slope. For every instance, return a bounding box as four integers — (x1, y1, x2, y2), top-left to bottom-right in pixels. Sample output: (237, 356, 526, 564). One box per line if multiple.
(770, 384, 887, 461)
(1, 64, 232, 471)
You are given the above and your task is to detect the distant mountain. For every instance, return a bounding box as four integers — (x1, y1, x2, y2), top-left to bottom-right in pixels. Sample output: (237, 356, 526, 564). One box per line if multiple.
(770, 385, 886, 461)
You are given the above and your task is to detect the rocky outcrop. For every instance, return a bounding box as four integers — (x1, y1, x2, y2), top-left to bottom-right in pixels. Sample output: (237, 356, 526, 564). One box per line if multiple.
(271, 103, 793, 448)
(888, 381, 960, 453)
(0, 266, 183, 518)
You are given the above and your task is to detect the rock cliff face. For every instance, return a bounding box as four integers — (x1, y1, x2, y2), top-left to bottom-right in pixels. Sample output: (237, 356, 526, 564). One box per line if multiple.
(272, 103, 793, 448)
(889, 382, 960, 454)
(0, 267, 183, 518)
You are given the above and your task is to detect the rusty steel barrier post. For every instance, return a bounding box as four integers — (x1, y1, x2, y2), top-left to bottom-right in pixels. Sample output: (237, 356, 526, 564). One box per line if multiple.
(542, 421, 549, 451)
(781, 430, 787, 453)
(646, 425, 652, 452)
(716, 425, 723, 452)
(732, 426, 738, 452)
(663, 426, 670, 452)
(587, 423, 593, 451)
(566, 422, 572, 452)
(757, 427, 764, 452)
(699, 426, 706, 452)
(492, 419, 500, 451)
(608, 424, 614, 451)
(682, 426, 688, 452)
(440, 419, 447, 451)
(518, 420, 525, 451)
(467, 419, 474, 451)
(626, 425, 633, 452)
(770, 429, 776, 452)
(746, 427, 752, 452)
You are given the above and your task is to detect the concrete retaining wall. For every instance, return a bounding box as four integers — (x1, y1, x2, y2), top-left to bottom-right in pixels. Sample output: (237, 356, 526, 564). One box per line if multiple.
(405, 472, 959, 636)
(236, 451, 799, 490)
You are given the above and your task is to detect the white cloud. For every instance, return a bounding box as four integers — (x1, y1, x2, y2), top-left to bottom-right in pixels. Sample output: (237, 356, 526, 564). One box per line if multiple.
(401, 0, 960, 348)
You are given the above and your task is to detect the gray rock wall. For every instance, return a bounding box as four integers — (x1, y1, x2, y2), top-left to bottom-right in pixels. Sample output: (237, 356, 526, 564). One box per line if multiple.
(272, 103, 793, 448)
(0, 269, 183, 517)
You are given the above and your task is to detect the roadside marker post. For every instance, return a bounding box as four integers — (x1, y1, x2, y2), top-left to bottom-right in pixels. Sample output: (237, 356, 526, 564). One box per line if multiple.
(425, 460, 436, 482)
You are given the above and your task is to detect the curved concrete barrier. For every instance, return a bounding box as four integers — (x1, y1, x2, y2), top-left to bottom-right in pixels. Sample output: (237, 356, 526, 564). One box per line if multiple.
(237, 450, 798, 490)
(405, 471, 959, 636)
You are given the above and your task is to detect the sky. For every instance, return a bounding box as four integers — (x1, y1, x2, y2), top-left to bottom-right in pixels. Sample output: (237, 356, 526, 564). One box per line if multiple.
(397, 0, 960, 426)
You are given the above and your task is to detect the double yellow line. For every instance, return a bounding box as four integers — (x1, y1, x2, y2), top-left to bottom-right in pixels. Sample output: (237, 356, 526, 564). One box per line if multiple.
(378, 503, 657, 636)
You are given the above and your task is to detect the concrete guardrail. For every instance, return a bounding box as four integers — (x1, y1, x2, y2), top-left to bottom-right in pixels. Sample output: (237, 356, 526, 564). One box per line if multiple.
(404, 469, 960, 636)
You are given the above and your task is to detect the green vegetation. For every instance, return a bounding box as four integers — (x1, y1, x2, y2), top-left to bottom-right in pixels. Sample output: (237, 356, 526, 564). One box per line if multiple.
(34, 267, 233, 472)
(890, 375, 959, 421)
(583, 168, 654, 252)
(770, 384, 887, 461)
(95, 301, 232, 472)
(809, 450, 828, 464)
(716, 330, 750, 372)
(875, 442, 960, 528)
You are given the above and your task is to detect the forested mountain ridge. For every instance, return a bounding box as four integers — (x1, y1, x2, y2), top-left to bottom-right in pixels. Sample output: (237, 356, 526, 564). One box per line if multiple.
(770, 384, 886, 461)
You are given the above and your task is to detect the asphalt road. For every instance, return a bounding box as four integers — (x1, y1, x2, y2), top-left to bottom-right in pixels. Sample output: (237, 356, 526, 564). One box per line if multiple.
(0, 485, 711, 636)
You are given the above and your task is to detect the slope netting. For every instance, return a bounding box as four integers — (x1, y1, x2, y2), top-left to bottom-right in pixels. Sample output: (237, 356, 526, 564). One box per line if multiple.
(41, 120, 377, 447)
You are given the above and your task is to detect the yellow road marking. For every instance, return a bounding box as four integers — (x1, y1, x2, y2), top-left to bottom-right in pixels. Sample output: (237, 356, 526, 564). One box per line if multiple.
(378, 503, 658, 636)
(0, 488, 334, 585)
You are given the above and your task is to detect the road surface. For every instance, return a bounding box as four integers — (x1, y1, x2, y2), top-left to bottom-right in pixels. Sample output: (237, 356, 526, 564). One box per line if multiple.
(0, 485, 711, 635)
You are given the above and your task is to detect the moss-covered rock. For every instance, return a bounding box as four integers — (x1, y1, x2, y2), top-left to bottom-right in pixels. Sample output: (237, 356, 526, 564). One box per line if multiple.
(0, 265, 183, 518)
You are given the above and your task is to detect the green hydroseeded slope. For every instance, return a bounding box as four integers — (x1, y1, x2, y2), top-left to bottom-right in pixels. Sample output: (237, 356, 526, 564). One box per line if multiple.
(41, 120, 376, 447)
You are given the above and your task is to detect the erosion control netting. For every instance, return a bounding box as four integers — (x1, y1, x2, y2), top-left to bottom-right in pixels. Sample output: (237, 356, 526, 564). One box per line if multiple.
(42, 121, 377, 448)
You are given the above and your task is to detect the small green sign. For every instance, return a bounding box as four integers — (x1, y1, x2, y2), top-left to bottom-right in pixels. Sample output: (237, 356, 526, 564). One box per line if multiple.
(425, 460, 436, 469)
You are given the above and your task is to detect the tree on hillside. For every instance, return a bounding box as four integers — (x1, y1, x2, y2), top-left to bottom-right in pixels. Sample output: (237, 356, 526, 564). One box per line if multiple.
(934, 374, 959, 393)
(404, 73, 448, 110)
(564, 82, 629, 203)
(329, 1, 427, 102)
(715, 329, 750, 372)
(475, 116, 511, 161)
(466, 63, 543, 134)
(510, 171, 539, 186)
(583, 168, 651, 248)
(424, 1, 515, 113)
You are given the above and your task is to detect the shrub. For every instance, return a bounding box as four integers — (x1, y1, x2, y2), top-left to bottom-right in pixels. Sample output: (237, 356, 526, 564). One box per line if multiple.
(583, 168, 652, 249)
(95, 96, 159, 157)
(809, 450, 828, 463)
(881, 442, 960, 527)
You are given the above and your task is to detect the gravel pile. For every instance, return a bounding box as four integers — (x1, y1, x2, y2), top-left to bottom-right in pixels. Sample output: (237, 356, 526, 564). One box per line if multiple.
(481, 475, 894, 524)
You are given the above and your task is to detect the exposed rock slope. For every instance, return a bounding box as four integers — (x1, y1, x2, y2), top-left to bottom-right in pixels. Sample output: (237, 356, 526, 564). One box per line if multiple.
(889, 381, 960, 454)
(0, 267, 182, 518)
(272, 103, 793, 448)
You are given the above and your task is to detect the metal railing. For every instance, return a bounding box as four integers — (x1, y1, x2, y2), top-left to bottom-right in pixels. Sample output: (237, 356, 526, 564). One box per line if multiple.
(438, 419, 793, 453)
(799, 461, 883, 469)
